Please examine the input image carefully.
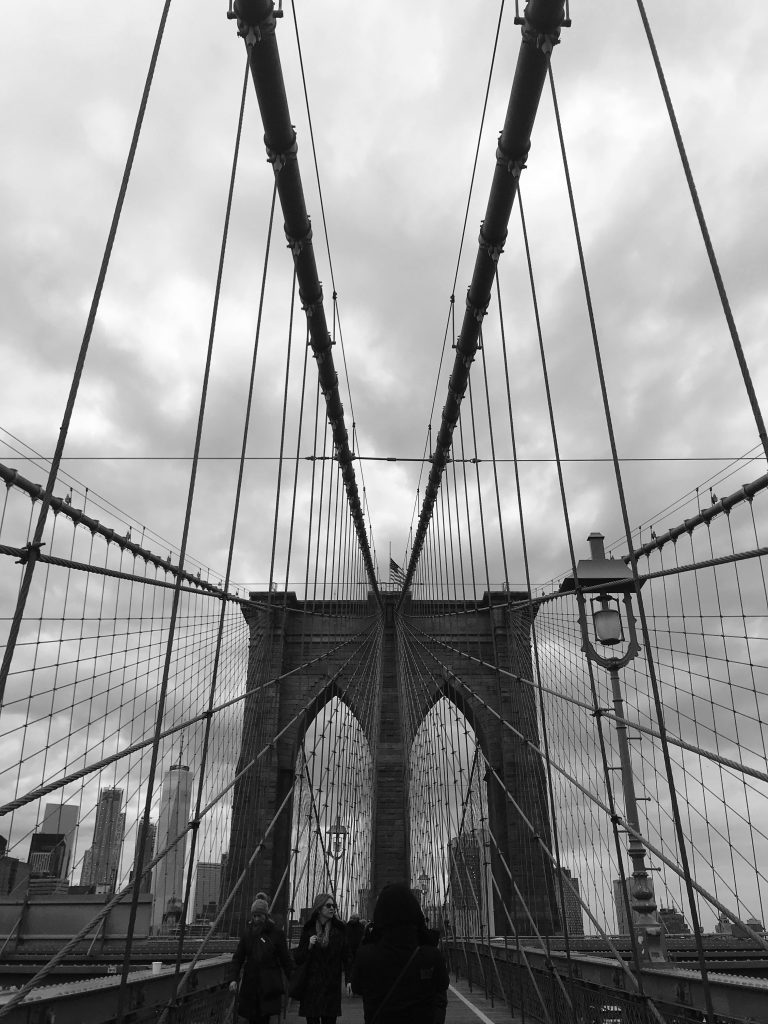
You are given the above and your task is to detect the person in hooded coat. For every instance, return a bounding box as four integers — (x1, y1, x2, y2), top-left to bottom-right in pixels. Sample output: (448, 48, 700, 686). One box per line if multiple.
(345, 912, 366, 966)
(229, 897, 293, 1024)
(294, 892, 351, 1024)
(351, 884, 449, 1024)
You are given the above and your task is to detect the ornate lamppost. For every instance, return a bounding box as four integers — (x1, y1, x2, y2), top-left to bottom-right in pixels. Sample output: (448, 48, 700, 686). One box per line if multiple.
(326, 817, 348, 904)
(563, 532, 666, 964)
(418, 872, 430, 925)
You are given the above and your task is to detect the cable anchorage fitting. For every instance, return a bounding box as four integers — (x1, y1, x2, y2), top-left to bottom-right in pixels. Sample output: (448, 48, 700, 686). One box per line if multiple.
(521, 19, 561, 56)
(465, 290, 488, 324)
(15, 540, 45, 565)
(229, 0, 276, 48)
(496, 140, 527, 179)
(286, 222, 313, 257)
(301, 290, 324, 319)
(478, 222, 506, 263)
(266, 135, 298, 173)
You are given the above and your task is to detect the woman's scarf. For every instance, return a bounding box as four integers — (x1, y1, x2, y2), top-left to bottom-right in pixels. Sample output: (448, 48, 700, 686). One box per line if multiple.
(315, 916, 332, 948)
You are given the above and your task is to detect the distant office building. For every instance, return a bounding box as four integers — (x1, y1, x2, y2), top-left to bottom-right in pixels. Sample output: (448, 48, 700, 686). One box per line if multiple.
(733, 916, 766, 939)
(715, 911, 732, 935)
(80, 788, 125, 892)
(130, 820, 157, 894)
(194, 861, 222, 921)
(41, 803, 79, 884)
(447, 829, 495, 936)
(28, 833, 69, 895)
(0, 834, 29, 897)
(659, 906, 690, 935)
(152, 763, 193, 933)
(555, 867, 584, 937)
(218, 852, 229, 913)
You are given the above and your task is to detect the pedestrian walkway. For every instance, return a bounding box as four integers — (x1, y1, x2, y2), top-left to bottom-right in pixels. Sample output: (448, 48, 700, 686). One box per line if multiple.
(281, 975, 521, 1023)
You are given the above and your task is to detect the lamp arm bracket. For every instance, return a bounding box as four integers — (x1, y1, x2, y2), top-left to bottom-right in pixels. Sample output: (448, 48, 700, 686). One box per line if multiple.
(581, 637, 641, 670)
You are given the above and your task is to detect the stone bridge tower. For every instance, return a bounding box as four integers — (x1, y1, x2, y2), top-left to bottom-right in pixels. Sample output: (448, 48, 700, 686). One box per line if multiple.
(221, 590, 558, 937)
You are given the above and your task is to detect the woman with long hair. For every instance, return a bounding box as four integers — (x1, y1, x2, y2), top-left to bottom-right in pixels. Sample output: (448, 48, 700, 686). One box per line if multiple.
(293, 892, 351, 1024)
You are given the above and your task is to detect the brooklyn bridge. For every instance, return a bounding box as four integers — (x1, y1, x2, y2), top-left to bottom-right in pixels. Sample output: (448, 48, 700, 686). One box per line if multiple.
(1, 0, 767, 1021)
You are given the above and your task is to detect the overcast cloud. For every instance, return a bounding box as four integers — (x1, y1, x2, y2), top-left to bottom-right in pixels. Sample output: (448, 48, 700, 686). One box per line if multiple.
(1, 0, 767, 936)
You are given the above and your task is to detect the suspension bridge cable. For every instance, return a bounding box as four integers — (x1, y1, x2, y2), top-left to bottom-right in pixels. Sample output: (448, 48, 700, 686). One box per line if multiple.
(116, 167, 280, 1018)
(492, 264, 576, 977)
(548, 53, 716, 1017)
(417, 626, 768, 957)
(234, 0, 379, 598)
(0, 0, 174, 712)
(513, 165, 650, 974)
(267, 269, 298, 592)
(633, 0, 768, 465)
(401, 4, 564, 600)
(410, 620, 768, 952)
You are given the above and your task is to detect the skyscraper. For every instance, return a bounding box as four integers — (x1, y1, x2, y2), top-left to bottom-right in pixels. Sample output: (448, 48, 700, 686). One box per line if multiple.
(41, 803, 79, 884)
(152, 763, 193, 933)
(130, 819, 157, 894)
(555, 867, 584, 937)
(447, 829, 495, 936)
(194, 861, 222, 921)
(659, 906, 691, 935)
(80, 788, 125, 892)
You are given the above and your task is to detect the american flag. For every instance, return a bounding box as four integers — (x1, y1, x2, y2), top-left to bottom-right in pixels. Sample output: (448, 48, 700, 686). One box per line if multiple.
(389, 558, 406, 585)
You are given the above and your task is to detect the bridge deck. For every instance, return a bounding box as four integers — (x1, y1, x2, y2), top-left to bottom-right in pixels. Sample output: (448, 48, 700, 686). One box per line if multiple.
(281, 977, 519, 1024)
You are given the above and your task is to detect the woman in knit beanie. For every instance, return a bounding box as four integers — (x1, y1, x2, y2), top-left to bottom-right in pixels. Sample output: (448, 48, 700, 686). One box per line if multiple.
(293, 892, 351, 1024)
(229, 896, 293, 1023)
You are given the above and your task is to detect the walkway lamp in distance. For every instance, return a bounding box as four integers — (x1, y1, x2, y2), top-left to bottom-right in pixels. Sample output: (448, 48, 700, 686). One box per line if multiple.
(326, 817, 348, 905)
(418, 872, 430, 922)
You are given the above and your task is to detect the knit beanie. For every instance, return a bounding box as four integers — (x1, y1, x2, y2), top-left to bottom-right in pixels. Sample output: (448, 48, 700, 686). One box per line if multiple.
(251, 898, 269, 916)
(372, 884, 423, 929)
(311, 892, 334, 916)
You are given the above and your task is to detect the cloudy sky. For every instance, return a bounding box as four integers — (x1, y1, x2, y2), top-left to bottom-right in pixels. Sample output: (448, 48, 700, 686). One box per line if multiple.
(1, 0, 767, 592)
(1, 0, 768, 939)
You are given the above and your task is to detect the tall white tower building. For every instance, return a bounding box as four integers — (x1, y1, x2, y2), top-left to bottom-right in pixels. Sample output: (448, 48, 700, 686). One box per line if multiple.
(152, 763, 193, 933)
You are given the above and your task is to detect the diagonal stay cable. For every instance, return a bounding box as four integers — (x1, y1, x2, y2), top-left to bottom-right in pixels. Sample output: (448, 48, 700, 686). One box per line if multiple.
(0, 0, 174, 712)
(117, 126, 280, 1024)
(410, 627, 768, 957)
(633, 0, 768, 464)
(232, 1, 379, 600)
(400, 1, 565, 602)
(403, 616, 768, 786)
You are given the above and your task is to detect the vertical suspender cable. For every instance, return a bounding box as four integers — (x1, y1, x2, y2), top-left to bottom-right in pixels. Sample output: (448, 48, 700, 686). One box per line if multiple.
(399, 0, 566, 604)
(0, 0, 174, 711)
(634, 0, 768, 465)
(547, 56, 716, 1022)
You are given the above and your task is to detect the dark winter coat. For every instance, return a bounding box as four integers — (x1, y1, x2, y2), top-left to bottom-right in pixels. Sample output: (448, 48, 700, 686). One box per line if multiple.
(351, 924, 449, 1024)
(294, 915, 350, 1018)
(231, 918, 293, 1021)
(345, 919, 366, 963)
